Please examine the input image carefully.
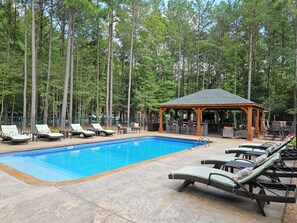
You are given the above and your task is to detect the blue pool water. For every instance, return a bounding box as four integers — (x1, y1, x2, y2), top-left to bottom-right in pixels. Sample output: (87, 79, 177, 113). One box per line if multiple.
(0, 137, 201, 182)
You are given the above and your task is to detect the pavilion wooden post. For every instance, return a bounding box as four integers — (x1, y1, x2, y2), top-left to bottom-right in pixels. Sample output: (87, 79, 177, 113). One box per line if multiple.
(260, 111, 265, 135)
(254, 109, 259, 138)
(193, 108, 204, 136)
(247, 107, 253, 141)
(159, 108, 166, 132)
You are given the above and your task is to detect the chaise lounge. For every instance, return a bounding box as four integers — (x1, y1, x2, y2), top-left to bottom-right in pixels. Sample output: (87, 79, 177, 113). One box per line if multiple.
(0, 125, 31, 144)
(201, 136, 296, 169)
(91, 123, 115, 136)
(224, 136, 295, 158)
(35, 124, 64, 141)
(169, 153, 296, 216)
(239, 141, 276, 149)
(71, 124, 96, 138)
(201, 147, 297, 179)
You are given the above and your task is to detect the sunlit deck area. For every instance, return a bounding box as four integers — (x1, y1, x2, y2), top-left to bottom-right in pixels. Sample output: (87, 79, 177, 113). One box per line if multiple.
(0, 131, 294, 222)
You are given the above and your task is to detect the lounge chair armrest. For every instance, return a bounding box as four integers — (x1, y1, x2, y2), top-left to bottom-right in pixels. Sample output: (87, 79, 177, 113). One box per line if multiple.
(233, 158, 254, 164)
(208, 173, 255, 200)
(20, 131, 31, 136)
(208, 173, 237, 185)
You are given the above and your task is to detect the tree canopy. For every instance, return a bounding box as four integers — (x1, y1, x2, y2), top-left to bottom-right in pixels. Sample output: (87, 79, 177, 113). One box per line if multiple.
(0, 0, 296, 127)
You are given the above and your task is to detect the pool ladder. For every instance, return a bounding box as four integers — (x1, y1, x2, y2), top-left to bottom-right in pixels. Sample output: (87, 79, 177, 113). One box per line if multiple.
(193, 137, 211, 148)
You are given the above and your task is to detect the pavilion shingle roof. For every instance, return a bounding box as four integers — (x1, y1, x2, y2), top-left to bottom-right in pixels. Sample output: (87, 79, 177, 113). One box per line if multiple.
(160, 89, 259, 106)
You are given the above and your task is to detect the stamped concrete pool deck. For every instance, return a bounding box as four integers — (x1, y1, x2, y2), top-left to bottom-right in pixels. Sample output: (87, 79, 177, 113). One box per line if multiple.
(0, 132, 292, 222)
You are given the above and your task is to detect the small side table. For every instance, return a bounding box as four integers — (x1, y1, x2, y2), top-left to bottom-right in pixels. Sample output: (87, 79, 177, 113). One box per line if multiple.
(123, 128, 131, 134)
(224, 160, 255, 173)
(59, 130, 72, 139)
(22, 131, 34, 141)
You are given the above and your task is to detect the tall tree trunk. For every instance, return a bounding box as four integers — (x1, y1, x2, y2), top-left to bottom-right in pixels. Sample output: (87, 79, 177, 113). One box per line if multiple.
(105, 14, 113, 126)
(294, 13, 297, 123)
(13, 1, 17, 49)
(181, 57, 185, 97)
(31, 0, 37, 131)
(95, 16, 100, 123)
(61, 9, 75, 129)
(44, 0, 53, 125)
(60, 5, 66, 57)
(6, 0, 11, 65)
(69, 23, 75, 125)
(11, 96, 15, 124)
(247, 31, 253, 100)
(177, 42, 181, 98)
(23, 1, 28, 130)
(105, 25, 110, 126)
(196, 0, 201, 91)
(4, 0, 12, 123)
(127, 9, 135, 127)
(37, 0, 44, 57)
(109, 20, 114, 127)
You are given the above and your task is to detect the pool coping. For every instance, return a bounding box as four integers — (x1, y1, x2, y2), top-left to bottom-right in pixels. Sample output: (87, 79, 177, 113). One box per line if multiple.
(0, 134, 206, 186)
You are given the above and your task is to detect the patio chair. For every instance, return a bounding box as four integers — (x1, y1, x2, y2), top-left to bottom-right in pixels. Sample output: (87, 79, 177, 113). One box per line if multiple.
(35, 124, 64, 141)
(177, 119, 184, 134)
(186, 120, 195, 135)
(168, 153, 296, 216)
(117, 124, 127, 134)
(222, 126, 234, 138)
(91, 123, 115, 136)
(0, 125, 31, 144)
(166, 120, 175, 134)
(70, 124, 96, 138)
(131, 122, 141, 133)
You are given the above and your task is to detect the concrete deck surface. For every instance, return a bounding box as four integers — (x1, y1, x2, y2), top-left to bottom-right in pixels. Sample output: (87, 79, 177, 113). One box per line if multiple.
(0, 132, 290, 222)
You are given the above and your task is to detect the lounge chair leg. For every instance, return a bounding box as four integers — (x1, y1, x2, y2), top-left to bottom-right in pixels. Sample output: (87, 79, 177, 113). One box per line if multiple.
(256, 188, 267, 216)
(256, 199, 266, 216)
(178, 180, 194, 192)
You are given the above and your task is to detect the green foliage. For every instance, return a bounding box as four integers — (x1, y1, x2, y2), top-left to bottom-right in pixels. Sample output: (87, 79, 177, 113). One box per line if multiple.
(0, 0, 296, 123)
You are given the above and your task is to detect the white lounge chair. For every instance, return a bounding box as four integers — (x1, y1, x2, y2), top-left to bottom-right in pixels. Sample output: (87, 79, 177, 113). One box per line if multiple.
(0, 125, 31, 144)
(71, 124, 96, 138)
(91, 123, 115, 136)
(35, 124, 64, 141)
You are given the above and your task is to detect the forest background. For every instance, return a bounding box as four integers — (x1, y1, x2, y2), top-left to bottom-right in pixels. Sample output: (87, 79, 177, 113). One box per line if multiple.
(0, 0, 297, 130)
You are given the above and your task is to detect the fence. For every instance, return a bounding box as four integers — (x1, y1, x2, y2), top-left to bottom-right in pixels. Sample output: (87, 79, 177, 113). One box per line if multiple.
(0, 116, 152, 132)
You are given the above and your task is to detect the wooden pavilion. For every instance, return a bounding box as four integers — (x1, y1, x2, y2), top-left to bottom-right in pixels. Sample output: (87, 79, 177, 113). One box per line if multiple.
(158, 89, 265, 141)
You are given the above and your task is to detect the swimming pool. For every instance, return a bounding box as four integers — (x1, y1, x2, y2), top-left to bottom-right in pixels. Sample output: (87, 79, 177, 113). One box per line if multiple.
(0, 136, 201, 183)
